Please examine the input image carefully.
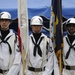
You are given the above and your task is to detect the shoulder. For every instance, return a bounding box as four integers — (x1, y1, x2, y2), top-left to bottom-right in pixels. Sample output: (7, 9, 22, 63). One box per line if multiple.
(29, 33, 33, 38)
(9, 29, 18, 41)
(63, 35, 68, 39)
(41, 33, 52, 42)
(10, 29, 17, 34)
(41, 33, 49, 38)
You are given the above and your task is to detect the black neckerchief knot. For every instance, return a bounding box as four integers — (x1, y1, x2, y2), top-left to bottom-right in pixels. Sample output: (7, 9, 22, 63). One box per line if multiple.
(0, 36, 12, 54)
(31, 36, 44, 57)
(65, 37, 75, 59)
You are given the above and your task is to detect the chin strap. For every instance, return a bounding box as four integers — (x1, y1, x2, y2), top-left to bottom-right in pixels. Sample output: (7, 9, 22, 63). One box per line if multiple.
(67, 30, 75, 36)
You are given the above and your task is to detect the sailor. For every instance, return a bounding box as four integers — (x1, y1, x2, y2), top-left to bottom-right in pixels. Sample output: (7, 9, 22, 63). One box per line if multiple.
(25, 16, 60, 75)
(0, 11, 22, 75)
(62, 18, 75, 75)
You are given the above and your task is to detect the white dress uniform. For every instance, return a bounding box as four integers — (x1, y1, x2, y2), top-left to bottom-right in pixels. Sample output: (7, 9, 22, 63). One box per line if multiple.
(0, 30, 22, 75)
(62, 35, 75, 75)
(25, 33, 60, 75)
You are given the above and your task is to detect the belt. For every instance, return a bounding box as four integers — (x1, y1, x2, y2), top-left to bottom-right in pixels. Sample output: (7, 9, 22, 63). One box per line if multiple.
(63, 65, 75, 70)
(0, 69, 8, 74)
(28, 66, 45, 72)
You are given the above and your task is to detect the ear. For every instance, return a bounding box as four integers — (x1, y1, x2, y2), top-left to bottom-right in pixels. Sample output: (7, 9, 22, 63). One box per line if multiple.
(10, 20, 12, 24)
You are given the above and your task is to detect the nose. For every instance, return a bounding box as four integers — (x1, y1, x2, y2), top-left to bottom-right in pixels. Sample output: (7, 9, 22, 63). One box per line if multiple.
(70, 26, 74, 28)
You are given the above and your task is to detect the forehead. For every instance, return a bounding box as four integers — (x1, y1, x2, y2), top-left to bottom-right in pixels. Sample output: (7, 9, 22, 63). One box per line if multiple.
(31, 25, 42, 28)
(66, 24, 75, 27)
(31, 25, 42, 26)
(0, 19, 10, 21)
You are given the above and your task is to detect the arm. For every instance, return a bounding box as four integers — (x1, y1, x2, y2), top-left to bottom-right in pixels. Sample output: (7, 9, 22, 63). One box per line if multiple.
(6, 36, 22, 75)
(54, 51, 60, 75)
(50, 39, 60, 75)
(43, 39, 60, 75)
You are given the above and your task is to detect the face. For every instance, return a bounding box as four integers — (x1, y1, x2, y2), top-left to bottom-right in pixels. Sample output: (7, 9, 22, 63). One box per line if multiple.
(31, 25, 42, 33)
(0, 19, 10, 30)
(66, 24, 75, 35)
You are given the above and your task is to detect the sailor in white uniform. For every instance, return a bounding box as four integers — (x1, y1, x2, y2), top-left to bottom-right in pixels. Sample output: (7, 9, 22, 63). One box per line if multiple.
(0, 11, 22, 75)
(62, 18, 75, 75)
(25, 16, 60, 75)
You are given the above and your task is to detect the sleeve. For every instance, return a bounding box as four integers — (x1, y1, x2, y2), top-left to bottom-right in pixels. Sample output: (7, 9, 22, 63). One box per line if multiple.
(42, 38, 60, 75)
(54, 51, 60, 75)
(6, 36, 22, 75)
